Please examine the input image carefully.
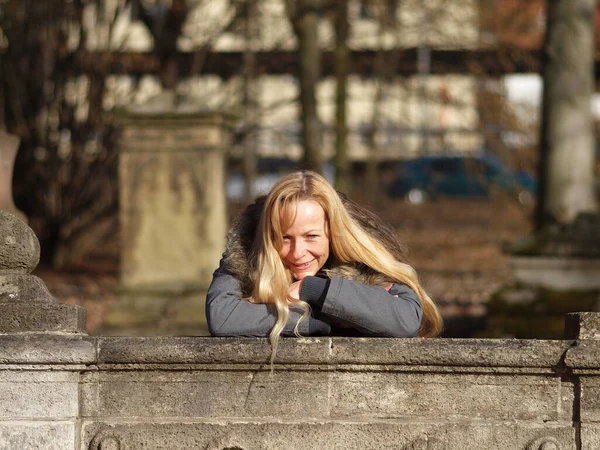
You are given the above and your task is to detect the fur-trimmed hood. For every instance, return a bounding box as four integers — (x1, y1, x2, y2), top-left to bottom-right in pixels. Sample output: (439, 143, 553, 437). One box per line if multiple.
(222, 196, 405, 296)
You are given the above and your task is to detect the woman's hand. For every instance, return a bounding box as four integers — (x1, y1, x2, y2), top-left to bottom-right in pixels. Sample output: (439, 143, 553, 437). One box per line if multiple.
(288, 280, 303, 301)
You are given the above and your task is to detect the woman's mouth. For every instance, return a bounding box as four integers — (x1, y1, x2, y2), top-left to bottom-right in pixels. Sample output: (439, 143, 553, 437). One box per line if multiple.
(292, 259, 315, 270)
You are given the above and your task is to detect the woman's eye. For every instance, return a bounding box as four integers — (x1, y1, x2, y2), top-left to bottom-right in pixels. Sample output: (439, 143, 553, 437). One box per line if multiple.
(282, 236, 291, 241)
(307, 234, 318, 239)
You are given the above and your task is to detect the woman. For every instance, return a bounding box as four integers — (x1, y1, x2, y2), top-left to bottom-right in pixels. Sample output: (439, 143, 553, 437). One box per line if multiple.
(206, 171, 442, 354)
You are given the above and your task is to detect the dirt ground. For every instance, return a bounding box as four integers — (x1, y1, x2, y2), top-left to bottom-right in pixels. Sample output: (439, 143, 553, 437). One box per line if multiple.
(34, 195, 533, 337)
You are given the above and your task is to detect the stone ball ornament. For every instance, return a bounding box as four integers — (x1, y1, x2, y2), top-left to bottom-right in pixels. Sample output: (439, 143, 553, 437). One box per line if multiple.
(0, 209, 40, 274)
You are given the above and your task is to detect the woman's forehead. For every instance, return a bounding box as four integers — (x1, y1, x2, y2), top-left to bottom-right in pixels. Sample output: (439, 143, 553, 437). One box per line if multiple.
(279, 199, 326, 229)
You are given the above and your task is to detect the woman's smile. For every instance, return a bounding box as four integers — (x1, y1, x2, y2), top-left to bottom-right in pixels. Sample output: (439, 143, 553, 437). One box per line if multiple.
(291, 258, 315, 269)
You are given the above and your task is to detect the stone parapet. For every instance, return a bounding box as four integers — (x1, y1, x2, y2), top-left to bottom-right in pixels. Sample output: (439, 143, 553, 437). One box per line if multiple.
(0, 330, 597, 449)
(93, 336, 570, 368)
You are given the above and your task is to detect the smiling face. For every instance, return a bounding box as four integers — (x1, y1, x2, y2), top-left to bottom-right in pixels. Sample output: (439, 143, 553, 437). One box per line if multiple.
(278, 199, 330, 280)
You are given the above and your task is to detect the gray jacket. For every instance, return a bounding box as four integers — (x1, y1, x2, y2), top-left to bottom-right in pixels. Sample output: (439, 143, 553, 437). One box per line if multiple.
(205, 260, 423, 337)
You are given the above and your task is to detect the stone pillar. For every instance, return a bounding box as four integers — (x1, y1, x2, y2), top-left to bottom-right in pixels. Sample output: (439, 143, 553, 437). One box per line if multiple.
(102, 92, 229, 336)
(0, 210, 89, 450)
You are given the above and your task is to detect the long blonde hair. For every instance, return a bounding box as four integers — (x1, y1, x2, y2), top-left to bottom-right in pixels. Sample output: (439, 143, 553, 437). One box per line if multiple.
(249, 171, 442, 357)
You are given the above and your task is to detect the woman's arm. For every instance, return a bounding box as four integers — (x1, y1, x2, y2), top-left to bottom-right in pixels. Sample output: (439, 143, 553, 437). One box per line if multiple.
(205, 263, 332, 337)
(299, 276, 422, 337)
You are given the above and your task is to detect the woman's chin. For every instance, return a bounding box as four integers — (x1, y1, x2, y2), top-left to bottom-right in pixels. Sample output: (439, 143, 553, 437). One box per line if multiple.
(292, 270, 317, 281)
(292, 272, 309, 281)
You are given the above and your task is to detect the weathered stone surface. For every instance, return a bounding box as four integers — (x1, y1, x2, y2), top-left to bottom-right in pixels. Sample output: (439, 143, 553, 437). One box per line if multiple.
(564, 340, 600, 370)
(117, 107, 227, 293)
(0, 210, 39, 274)
(578, 377, 600, 422)
(118, 149, 225, 291)
(0, 274, 55, 303)
(94, 336, 573, 369)
(81, 369, 330, 419)
(330, 372, 565, 421)
(565, 312, 600, 340)
(581, 424, 600, 450)
(0, 371, 79, 418)
(0, 301, 86, 333)
(0, 213, 88, 334)
(0, 335, 95, 364)
(80, 421, 576, 450)
(329, 337, 571, 368)
(0, 422, 74, 450)
(96, 336, 331, 365)
(2, 333, 600, 449)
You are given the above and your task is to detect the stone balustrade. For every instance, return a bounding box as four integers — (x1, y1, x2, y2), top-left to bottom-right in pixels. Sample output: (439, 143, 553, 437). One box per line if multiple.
(1, 209, 600, 449)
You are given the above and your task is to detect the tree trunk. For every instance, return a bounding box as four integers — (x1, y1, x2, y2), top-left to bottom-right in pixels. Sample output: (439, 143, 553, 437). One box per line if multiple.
(285, 0, 322, 173)
(333, 0, 349, 192)
(366, 2, 389, 200)
(242, 0, 259, 202)
(536, 0, 598, 229)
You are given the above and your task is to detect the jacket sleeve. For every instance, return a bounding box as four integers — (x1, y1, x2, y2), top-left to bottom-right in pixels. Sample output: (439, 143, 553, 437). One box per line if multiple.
(300, 275, 422, 337)
(205, 261, 332, 337)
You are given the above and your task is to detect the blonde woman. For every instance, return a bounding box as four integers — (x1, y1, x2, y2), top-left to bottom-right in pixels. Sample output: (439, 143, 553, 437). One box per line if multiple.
(206, 171, 443, 350)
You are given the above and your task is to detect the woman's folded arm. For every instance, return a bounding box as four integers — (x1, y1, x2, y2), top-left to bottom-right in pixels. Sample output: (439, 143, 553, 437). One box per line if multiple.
(206, 263, 332, 337)
(300, 276, 422, 337)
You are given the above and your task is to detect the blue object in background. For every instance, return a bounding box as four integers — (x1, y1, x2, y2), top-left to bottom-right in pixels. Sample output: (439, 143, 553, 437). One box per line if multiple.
(387, 153, 537, 204)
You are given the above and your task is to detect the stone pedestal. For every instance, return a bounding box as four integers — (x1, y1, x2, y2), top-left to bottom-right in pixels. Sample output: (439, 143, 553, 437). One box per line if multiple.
(102, 92, 229, 336)
(485, 213, 600, 338)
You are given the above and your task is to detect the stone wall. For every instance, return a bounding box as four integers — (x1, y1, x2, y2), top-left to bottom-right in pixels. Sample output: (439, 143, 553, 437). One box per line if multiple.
(2, 211, 600, 449)
(4, 329, 600, 449)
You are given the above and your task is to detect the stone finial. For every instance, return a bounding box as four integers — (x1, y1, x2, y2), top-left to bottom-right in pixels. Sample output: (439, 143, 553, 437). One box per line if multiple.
(0, 210, 87, 334)
(564, 312, 600, 340)
(0, 209, 39, 274)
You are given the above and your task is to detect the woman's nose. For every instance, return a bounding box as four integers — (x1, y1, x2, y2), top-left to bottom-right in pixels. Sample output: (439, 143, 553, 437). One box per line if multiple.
(291, 240, 306, 259)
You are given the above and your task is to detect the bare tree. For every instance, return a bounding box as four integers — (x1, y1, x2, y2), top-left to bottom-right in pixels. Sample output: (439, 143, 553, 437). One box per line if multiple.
(333, 0, 350, 191)
(241, 0, 259, 202)
(0, 0, 120, 268)
(284, 0, 323, 173)
(365, 0, 399, 199)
